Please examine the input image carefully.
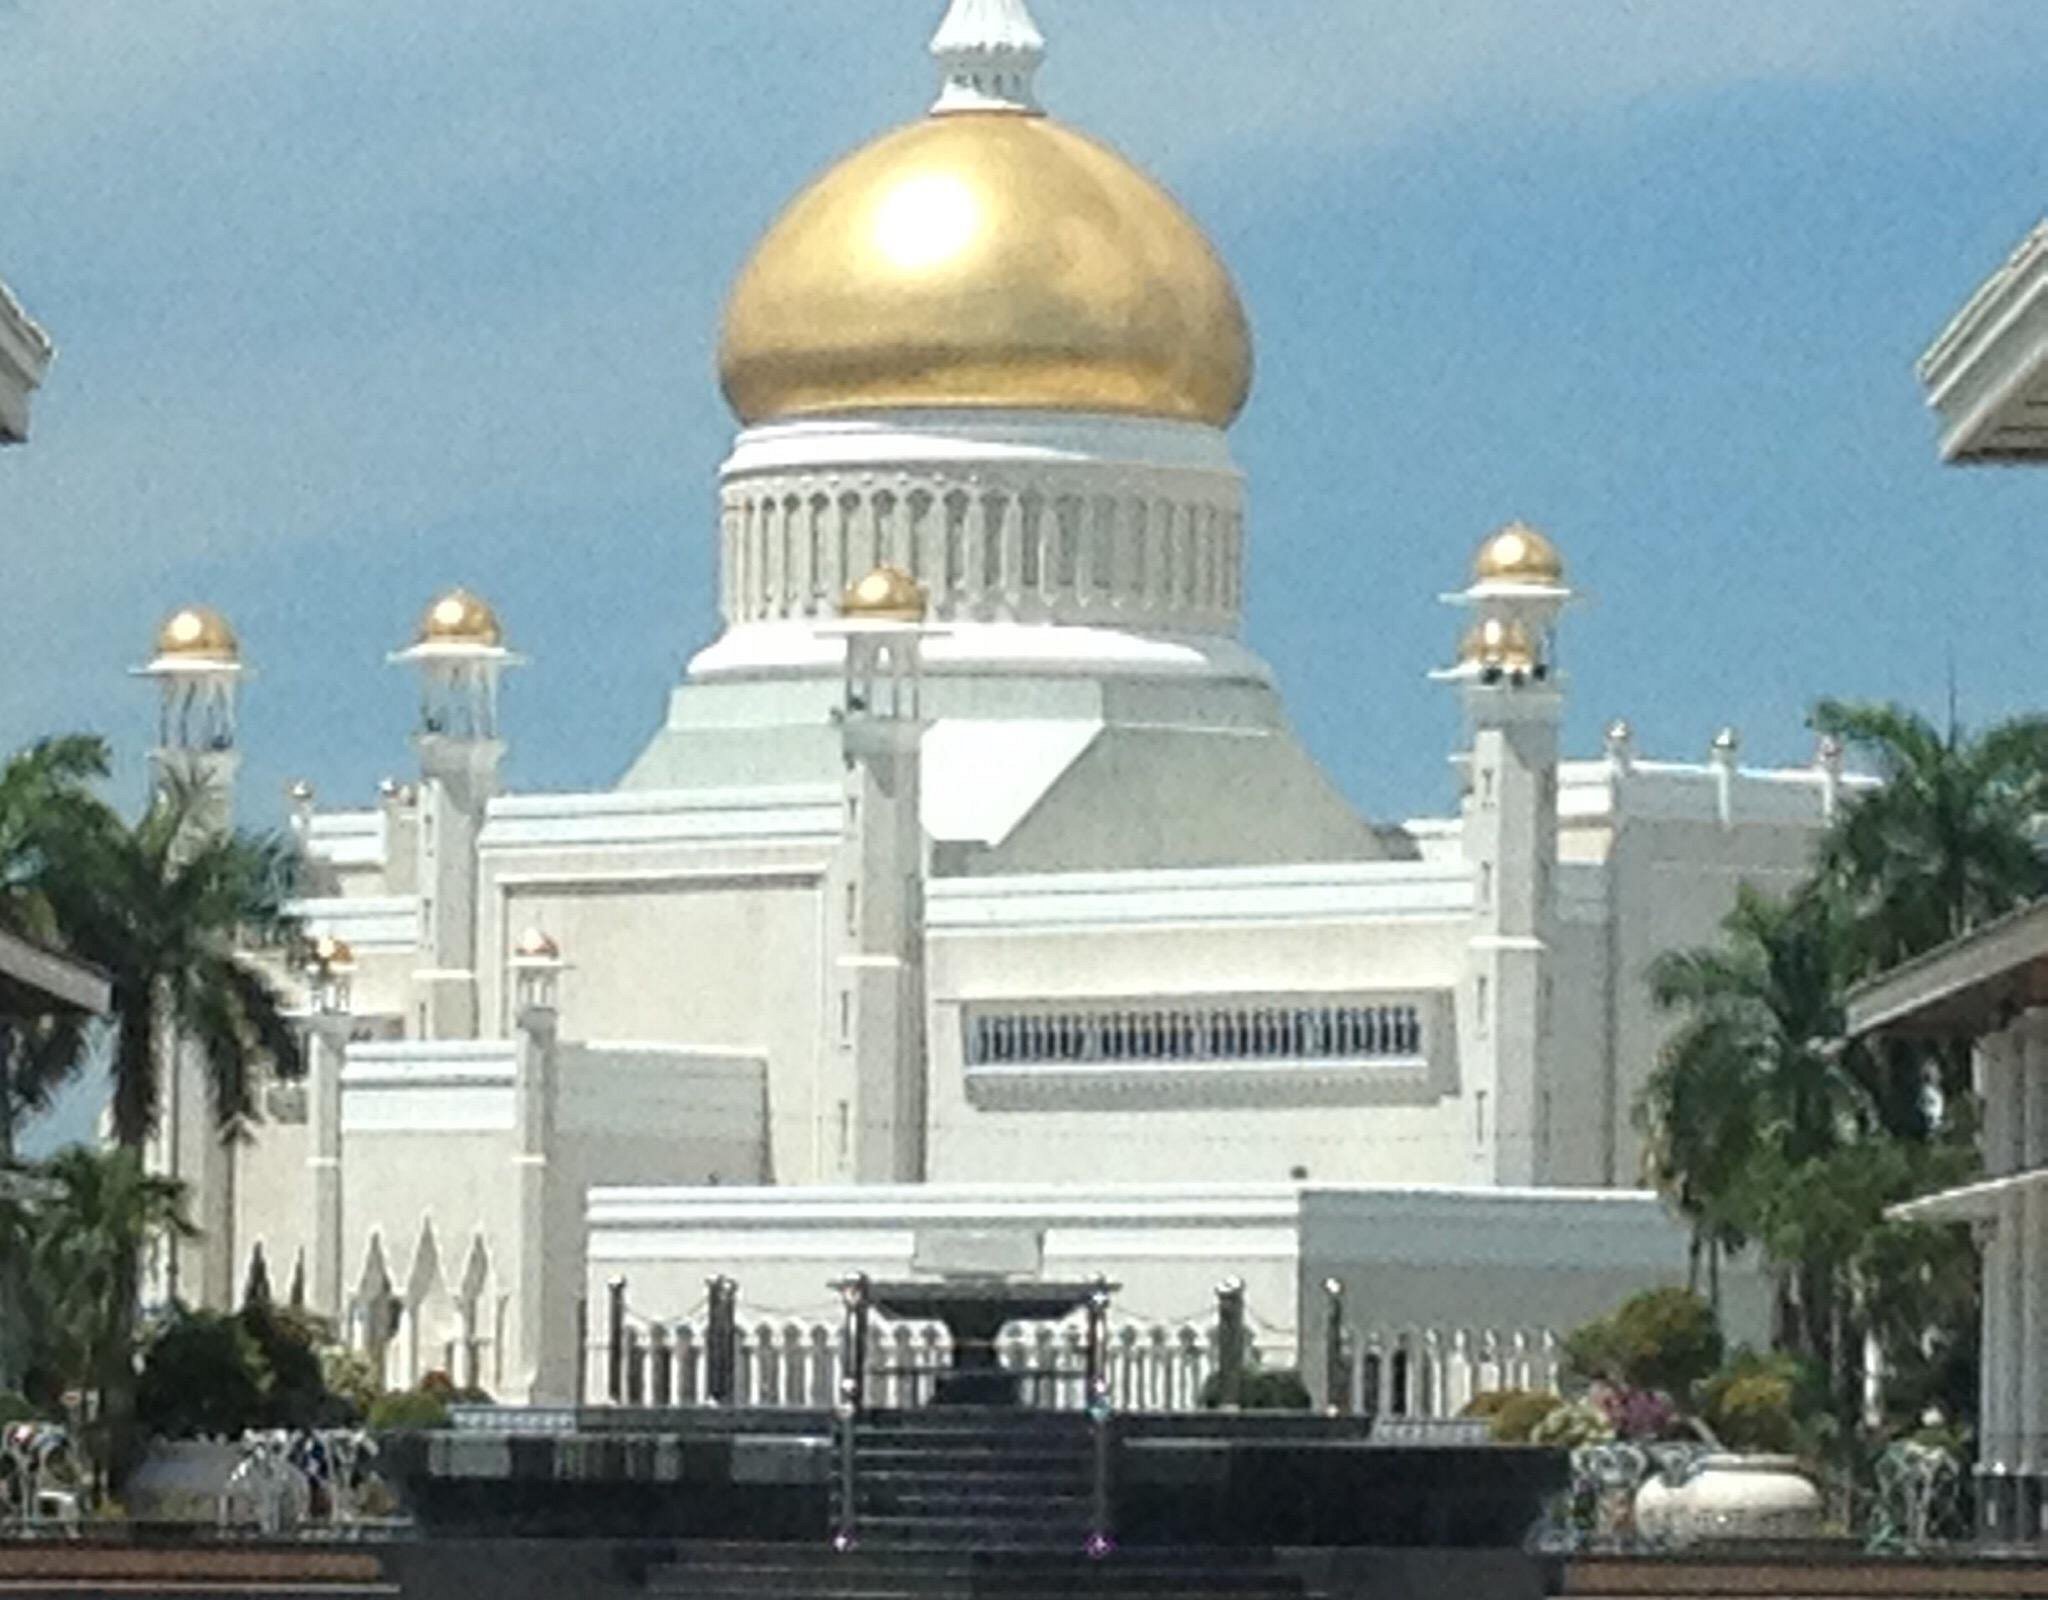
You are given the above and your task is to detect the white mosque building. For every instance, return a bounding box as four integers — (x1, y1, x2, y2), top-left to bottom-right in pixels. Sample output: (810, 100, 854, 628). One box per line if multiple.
(133, 0, 1859, 1408)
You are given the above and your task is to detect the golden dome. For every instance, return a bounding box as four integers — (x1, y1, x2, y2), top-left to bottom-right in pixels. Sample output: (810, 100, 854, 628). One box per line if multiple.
(309, 935, 355, 971)
(417, 588, 503, 649)
(512, 927, 561, 962)
(155, 606, 239, 664)
(1459, 616, 1541, 674)
(840, 564, 929, 623)
(719, 113, 1253, 428)
(1473, 521, 1565, 586)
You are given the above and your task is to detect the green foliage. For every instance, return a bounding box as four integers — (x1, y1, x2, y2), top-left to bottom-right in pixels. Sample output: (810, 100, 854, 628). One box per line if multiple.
(1695, 1349, 1828, 1454)
(1632, 698, 2029, 1449)
(1463, 1387, 1562, 1443)
(26, 1148, 194, 1441)
(136, 1310, 269, 1440)
(1530, 1396, 1614, 1448)
(1198, 1366, 1312, 1411)
(1563, 1288, 1723, 1400)
(242, 1304, 356, 1428)
(319, 1347, 380, 1420)
(0, 1391, 41, 1427)
(136, 1301, 358, 1439)
(366, 1389, 451, 1432)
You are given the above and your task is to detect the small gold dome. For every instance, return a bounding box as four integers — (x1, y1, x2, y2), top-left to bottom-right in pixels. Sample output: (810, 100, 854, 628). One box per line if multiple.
(418, 588, 503, 648)
(1473, 521, 1565, 586)
(512, 927, 561, 962)
(840, 564, 929, 623)
(1459, 616, 1541, 674)
(719, 114, 1253, 428)
(309, 934, 355, 970)
(155, 606, 240, 664)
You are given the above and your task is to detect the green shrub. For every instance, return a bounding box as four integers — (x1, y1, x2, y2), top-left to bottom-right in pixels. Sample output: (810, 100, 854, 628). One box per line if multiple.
(1564, 1288, 1723, 1399)
(366, 1389, 451, 1432)
(0, 1392, 40, 1427)
(1530, 1395, 1615, 1449)
(1697, 1350, 1809, 1453)
(1198, 1367, 1312, 1411)
(136, 1310, 270, 1439)
(320, 1348, 380, 1419)
(1466, 1388, 1564, 1443)
(243, 1304, 353, 1428)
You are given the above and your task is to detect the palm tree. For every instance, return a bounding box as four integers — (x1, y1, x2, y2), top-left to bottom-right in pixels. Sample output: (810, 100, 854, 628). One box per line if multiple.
(43, 773, 304, 1152)
(0, 737, 114, 1163)
(21, 1147, 193, 1489)
(1641, 885, 1873, 1336)
(1811, 699, 2048, 972)
(31, 774, 303, 1476)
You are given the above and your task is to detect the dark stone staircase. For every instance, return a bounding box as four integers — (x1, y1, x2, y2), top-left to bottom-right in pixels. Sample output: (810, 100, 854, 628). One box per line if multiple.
(644, 1408, 1314, 1599)
(854, 1409, 1095, 1551)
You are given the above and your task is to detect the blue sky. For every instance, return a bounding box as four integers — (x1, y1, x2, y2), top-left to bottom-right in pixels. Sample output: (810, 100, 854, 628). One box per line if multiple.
(6, 1, 2048, 1139)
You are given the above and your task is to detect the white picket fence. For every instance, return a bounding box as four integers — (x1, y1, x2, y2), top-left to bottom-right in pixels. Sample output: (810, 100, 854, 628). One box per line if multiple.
(592, 1317, 1562, 1418)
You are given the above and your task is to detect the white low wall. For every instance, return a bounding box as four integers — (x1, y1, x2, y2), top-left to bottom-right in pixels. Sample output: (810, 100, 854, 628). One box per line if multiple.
(583, 1180, 1766, 1409)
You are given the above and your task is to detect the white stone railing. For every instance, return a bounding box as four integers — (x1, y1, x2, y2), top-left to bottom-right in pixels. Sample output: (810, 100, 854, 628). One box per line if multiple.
(591, 1315, 1562, 1418)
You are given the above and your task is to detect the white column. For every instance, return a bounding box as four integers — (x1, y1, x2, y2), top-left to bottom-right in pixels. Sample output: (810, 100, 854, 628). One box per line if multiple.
(2023, 1026, 2048, 1480)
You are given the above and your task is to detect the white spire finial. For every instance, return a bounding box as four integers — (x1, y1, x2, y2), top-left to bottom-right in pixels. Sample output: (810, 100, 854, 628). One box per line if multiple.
(931, 0, 1046, 115)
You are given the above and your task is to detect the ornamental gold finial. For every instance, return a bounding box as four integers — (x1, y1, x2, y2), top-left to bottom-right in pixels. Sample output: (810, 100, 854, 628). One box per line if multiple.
(931, 0, 1046, 115)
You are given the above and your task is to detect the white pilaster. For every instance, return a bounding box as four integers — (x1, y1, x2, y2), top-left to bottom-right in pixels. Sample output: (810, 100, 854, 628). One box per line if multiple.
(830, 620, 931, 1185)
(306, 1016, 348, 1318)
(509, 1000, 564, 1401)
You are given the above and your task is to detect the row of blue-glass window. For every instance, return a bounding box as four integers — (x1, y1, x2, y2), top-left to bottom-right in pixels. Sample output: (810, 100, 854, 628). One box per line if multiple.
(965, 1006, 1424, 1067)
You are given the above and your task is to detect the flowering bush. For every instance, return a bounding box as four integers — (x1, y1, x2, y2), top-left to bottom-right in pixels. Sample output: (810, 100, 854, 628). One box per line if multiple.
(1596, 1384, 1679, 1441)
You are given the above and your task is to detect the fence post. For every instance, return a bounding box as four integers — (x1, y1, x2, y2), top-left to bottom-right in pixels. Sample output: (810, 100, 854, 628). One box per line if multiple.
(1086, 1277, 1115, 1558)
(706, 1276, 738, 1406)
(833, 1273, 871, 1554)
(838, 1273, 871, 1417)
(1215, 1278, 1246, 1411)
(650, 1324, 673, 1408)
(1322, 1278, 1349, 1415)
(606, 1276, 628, 1405)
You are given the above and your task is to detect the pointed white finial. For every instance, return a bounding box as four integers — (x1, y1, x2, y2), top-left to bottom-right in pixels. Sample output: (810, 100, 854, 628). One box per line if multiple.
(931, 0, 1046, 115)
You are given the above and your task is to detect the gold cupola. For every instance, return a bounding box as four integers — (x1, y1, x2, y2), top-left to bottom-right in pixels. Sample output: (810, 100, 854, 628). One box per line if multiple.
(415, 588, 504, 650)
(1459, 616, 1542, 676)
(716, 0, 1253, 430)
(1473, 521, 1565, 587)
(840, 564, 930, 623)
(153, 606, 240, 667)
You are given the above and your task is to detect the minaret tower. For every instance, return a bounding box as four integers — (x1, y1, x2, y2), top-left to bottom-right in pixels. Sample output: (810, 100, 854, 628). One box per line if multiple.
(137, 605, 245, 833)
(822, 565, 932, 1184)
(1434, 523, 1572, 1186)
(135, 605, 246, 1306)
(391, 589, 519, 1040)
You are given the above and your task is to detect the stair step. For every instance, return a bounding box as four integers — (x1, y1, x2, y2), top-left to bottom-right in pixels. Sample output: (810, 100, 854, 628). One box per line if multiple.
(648, 1547, 1311, 1595)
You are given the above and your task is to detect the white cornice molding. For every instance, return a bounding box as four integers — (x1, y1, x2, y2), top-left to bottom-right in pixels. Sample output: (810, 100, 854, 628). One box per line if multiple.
(0, 277, 53, 444)
(1917, 218, 2048, 463)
